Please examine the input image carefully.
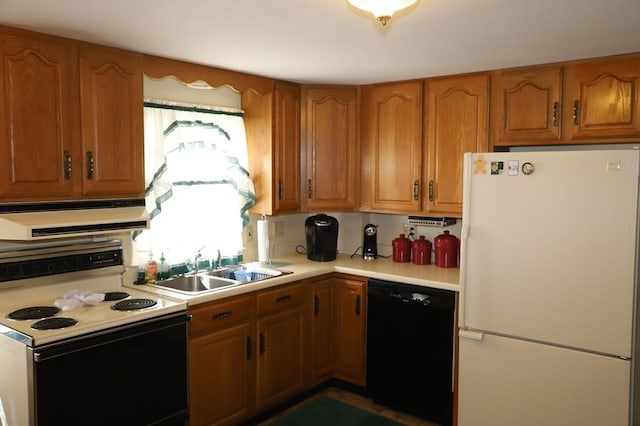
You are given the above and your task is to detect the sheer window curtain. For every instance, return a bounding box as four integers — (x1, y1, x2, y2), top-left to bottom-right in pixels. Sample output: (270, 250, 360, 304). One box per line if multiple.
(134, 100, 256, 269)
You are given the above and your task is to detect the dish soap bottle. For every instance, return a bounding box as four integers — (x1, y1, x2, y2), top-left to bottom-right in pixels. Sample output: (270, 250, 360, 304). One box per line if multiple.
(158, 252, 170, 281)
(145, 253, 158, 283)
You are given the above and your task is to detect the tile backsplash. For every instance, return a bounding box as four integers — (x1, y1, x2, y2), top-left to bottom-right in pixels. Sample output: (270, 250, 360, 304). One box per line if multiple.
(243, 212, 461, 262)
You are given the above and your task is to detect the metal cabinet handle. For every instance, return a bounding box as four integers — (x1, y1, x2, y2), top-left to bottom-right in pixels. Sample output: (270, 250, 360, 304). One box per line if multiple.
(307, 179, 313, 199)
(314, 294, 320, 315)
(276, 294, 292, 303)
(552, 101, 559, 127)
(86, 151, 94, 179)
(259, 332, 266, 355)
(573, 100, 580, 125)
(413, 180, 420, 201)
(278, 179, 284, 200)
(428, 180, 434, 202)
(64, 150, 72, 179)
(212, 310, 232, 320)
(246, 336, 253, 360)
(355, 294, 361, 316)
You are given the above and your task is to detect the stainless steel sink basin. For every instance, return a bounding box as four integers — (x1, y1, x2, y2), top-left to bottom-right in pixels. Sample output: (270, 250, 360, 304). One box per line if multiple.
(148, 265, 291, 294)
(203, 265, 287, 282)
(149, 274, 240, 294)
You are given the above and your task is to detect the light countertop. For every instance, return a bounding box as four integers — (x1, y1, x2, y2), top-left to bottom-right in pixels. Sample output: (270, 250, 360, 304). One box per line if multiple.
(124, 253, 459, 306)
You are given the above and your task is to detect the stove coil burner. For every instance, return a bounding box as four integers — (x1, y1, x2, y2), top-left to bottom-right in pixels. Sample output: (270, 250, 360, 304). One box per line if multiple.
(7, 306, 61, 321)
(31, 317, 78, 330)
(111, 298, 157, 311)
(103, 291, 130, 302)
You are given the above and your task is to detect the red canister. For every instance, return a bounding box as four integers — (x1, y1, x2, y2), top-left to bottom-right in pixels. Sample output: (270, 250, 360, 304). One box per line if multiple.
(412, 236, 432, 265)
(434, 230, 459, 268)
(392, 234, 412, 263)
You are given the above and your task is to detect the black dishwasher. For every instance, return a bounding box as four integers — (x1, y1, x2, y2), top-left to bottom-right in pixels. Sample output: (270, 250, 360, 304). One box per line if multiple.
(367, 279, 455, 426)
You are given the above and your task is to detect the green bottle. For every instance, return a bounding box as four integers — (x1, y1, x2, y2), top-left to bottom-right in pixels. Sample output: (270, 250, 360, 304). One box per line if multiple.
(158, 252, 170, 280)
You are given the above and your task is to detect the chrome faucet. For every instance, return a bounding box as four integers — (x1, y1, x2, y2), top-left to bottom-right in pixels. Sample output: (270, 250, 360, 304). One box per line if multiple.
(194, 245, 206, 274)
(216, 249, 222, 269)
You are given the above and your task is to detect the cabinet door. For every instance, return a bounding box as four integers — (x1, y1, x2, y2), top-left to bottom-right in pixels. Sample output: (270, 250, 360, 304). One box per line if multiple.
(362, 81, 422, 213)
(273, 81, 301, 213)
(491, 66, 562, 146)
(256, 306, 306, 411)
(565, 55, 640, 140)
(310, 277, 334, 383)
(303, 86, 359, 211)
(79, 46, 144, 197)
(334, 277, 366, 385)
(189, 322, 254, 426)
(189, 295, 255, 426)
(424, 74, 488, 217)
(0, 34, 78, 199)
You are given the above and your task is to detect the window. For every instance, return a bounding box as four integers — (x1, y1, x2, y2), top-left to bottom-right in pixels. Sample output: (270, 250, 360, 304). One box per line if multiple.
(134, 100, 255, 270)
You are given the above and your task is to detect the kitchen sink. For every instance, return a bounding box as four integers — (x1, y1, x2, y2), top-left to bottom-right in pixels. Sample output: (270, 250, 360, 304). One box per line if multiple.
(148, 265, 291, 294)
(150, 274, 239, 293)
(204, 265, 287, 281)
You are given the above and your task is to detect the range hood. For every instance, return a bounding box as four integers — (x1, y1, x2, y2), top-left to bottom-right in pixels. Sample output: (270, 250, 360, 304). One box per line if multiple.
(0, 199, 149, 241)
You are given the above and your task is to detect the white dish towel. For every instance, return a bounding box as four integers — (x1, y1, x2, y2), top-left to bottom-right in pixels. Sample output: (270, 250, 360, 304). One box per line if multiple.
(54, 289, 105, 311)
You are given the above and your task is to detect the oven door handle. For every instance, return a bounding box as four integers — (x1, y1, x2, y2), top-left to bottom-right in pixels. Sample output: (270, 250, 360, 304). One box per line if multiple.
(33, 313, 190, 362)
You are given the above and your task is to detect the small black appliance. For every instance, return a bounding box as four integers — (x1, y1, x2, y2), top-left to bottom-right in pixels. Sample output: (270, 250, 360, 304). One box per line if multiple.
(305, 214, 339, 262)
(363, 223, 378, 260)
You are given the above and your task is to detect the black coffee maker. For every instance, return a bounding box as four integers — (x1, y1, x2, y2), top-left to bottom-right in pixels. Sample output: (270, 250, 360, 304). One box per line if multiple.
(305, 214, 339, 262)
(362, 223, 378, 260)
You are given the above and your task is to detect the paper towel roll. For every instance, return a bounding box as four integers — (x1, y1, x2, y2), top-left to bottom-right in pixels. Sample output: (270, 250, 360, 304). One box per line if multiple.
(257, 216, 270, 263)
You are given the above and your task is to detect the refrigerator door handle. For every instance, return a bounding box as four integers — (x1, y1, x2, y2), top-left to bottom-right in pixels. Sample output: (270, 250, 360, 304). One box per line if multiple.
(461, 223, 470, 240)
(459, 329, 484, 341)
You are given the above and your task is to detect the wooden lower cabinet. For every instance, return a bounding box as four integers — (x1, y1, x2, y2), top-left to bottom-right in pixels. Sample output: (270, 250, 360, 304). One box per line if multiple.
(255, 282, 309, 411)
(310, 276, 335, 384)
(188, 295, 255, 426)
(333, 277, 366, 385)
(310, 275, 367, 386)
(188, 276, 368, 424)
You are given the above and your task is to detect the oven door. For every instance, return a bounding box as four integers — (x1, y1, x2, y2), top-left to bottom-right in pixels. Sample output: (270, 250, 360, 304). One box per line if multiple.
(30, 312, 189, 426)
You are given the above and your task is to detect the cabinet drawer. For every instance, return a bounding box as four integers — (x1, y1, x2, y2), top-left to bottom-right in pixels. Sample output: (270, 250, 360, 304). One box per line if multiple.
(189, 295, 253, 336)
(257, 283, 307, 316)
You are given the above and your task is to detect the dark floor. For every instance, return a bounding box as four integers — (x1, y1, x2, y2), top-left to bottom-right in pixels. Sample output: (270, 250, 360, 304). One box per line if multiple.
(258, 387, 439, 426)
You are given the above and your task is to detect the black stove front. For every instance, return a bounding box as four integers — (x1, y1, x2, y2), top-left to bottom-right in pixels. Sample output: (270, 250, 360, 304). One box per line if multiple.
(32, 312, 189, 426)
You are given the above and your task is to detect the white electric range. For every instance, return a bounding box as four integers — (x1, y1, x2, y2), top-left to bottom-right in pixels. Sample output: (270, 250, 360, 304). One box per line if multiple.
(0, 238, 190, 426)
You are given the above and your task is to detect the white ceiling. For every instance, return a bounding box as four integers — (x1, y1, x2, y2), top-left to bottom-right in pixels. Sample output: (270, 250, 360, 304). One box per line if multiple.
(1, 0, 639, 85)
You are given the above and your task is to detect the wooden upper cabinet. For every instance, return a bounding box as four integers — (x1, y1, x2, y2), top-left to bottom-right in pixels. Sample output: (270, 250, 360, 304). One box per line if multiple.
(0, 29, 145, 201)
(303, 86, 359, 211)
(491, 66, 562, 145)
(79, 46, 144, 197)
(273, 81, 302, 212)
(565, 55, 640, 140)
(244, 81, 301, 215)
(0, 34, 78, 199)
(491, 54, 640, 148)
(424, 73, 489, 217)
(361, 81, 422, 213)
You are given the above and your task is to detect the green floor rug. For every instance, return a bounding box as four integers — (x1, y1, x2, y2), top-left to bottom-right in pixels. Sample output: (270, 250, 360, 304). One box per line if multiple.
(272, 396, 404, 426)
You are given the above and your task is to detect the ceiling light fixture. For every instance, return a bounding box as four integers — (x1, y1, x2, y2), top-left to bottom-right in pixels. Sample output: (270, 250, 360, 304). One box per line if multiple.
(347, 0, 419, 26)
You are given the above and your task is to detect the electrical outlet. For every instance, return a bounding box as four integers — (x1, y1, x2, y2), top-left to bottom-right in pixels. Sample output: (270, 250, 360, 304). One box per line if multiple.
(274, 221, 285, 237)
(245, 225, 254, 243)
(402, 223, 411, 235)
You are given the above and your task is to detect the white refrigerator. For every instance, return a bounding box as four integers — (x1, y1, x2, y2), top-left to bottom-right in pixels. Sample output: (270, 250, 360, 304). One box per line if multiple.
(458, 149, 640, 426)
